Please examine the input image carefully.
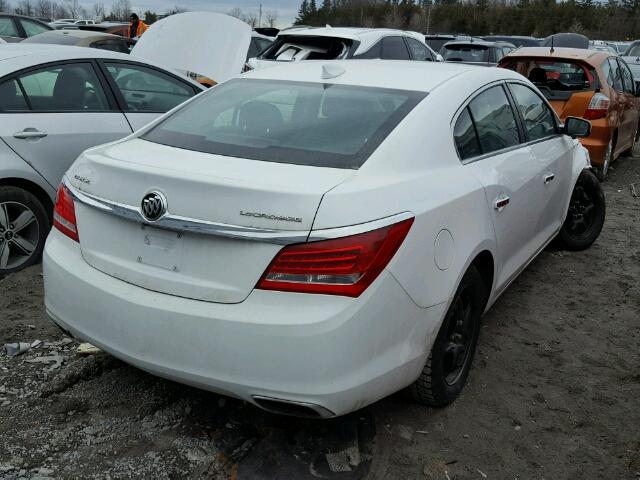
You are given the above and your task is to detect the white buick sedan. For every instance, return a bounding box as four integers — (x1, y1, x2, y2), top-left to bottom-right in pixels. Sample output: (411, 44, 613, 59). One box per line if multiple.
(43, 61, 605, 418)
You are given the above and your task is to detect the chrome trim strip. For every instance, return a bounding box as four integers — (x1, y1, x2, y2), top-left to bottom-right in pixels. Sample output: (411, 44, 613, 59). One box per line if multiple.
(307, 211, 414, 241)
(65, 178, 414, 246)
(64, 179, 309, 245)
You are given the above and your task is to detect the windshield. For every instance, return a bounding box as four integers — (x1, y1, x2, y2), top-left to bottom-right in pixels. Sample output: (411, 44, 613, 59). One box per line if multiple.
(441, 45, 489, 63)
(142, 79, 426, 169)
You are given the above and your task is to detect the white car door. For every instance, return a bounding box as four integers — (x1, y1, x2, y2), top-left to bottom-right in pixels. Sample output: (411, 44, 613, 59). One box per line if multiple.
(0, 61, 132, 189)
(99, 61, 200, 131)
(506, 82, 574, 243)
(453, 84, 547, 292)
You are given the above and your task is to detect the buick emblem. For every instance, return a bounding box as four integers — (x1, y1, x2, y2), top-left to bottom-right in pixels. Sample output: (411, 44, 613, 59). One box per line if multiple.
(141, 191, 167, 222)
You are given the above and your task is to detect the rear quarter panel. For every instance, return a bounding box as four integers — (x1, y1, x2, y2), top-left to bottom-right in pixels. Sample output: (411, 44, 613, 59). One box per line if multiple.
(0, 139, 56, 201)
(313, 78, 499, 308)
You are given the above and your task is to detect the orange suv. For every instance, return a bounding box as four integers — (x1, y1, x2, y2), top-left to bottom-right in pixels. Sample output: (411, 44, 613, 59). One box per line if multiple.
(499, 47, 640, 179)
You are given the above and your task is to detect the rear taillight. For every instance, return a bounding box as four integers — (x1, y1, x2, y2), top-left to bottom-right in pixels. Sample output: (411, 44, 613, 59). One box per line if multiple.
(583, 93, 610, 120)
(257, 218, 414, 297)
(53, 183, 79, 242)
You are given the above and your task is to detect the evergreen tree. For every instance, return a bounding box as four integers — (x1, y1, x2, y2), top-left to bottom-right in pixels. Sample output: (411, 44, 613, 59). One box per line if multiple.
(296, 0, 309, 23)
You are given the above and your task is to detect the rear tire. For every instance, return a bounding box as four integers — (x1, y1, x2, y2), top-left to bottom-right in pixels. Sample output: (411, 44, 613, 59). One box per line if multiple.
(0, 186, 50, 275)
(556, 170, 605, 251)
(409, 266, 486, 407)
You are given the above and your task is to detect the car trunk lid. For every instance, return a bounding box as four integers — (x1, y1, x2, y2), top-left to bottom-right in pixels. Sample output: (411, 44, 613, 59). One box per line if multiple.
(131, 12, 251, 85)
(67, 138, 353, 303)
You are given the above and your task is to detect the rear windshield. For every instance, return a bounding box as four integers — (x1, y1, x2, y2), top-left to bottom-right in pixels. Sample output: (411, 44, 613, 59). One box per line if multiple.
(142, 79, 426, 169)
(500, 59, 598, 100)
(441, 45, 488, 63)
(260, 35, 353, 61)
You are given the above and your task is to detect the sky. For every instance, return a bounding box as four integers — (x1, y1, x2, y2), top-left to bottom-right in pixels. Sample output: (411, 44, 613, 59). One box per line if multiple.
(84, 0, 301, 27)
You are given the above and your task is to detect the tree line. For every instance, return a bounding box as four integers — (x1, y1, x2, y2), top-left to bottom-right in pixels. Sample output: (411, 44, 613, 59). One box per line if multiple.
(0, 0, 279, 28)
(295, 0, 640, 41)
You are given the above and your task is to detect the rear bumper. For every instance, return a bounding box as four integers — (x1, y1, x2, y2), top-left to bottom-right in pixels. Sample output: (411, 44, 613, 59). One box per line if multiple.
(43, 229, 446, 417)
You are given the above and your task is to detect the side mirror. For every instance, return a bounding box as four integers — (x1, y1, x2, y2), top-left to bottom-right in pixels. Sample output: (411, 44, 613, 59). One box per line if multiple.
(436, 53, 444, 62)
(563, 116, 591, 138)
(246, 57, 258, 70)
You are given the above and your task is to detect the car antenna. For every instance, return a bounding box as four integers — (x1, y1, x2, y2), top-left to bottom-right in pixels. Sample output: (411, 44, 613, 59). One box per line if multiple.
(550, 35, 555, 55)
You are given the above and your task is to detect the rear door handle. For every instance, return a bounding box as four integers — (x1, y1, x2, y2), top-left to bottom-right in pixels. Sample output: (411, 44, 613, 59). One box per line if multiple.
(494, 195, 510, 210)
(13, 129, 47, 140)
(543, 173, 555, 184)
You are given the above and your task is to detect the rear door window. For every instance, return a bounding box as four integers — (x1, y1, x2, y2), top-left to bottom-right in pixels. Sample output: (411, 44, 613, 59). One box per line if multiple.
(0, 17, 19, 38)
(142, 79, 426, 169)
(405, 38, 433, 61)
(454, 108, 481, 160)
(104, 62, 195, 112)
(508, 83, 557, 141)
(15, 63, 110, 112)
(19, 19, 49, 37)
(381, 36, 411, 60)
(608, 58, 623, 91)
(0, 79, 29, 111)
(467, 85, 520, 154)
(354, 40, 382, 59)
(618, 59, 635, 94)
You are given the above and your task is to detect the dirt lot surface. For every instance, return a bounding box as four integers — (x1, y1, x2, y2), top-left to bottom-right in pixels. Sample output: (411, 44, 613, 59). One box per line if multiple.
(1, 156, 639, 480)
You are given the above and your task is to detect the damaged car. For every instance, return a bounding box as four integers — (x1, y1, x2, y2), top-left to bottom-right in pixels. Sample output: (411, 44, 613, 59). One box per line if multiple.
(44, 60, 604, 417)
(248, 27, 441, 70)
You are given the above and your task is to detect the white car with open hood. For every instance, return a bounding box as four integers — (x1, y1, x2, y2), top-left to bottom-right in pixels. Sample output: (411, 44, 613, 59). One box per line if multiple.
(43, 61, 605, 417)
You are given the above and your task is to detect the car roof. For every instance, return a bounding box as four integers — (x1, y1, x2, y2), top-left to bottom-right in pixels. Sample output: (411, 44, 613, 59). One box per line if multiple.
(280, 27, 423, 47)
(0, 44, 202, 90)
(0, 44, 128, 62)
(28, 29, 123, 40)
(443, 39, 513, 48)
(503, 46, 609, 62)
(242, 59, 523, 93)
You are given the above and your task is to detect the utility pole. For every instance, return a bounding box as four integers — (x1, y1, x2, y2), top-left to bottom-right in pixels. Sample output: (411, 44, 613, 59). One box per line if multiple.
(259, 3, 262, 27)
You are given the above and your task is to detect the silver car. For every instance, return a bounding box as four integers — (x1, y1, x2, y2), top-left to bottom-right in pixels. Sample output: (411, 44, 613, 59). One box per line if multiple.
(0, 44, 204, 274)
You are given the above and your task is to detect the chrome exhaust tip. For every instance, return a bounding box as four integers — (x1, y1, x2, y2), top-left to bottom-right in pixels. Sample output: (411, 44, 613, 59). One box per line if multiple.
(252, 395, 335, 418)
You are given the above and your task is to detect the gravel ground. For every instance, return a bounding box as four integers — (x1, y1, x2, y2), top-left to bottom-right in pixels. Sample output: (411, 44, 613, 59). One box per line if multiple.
(1, 155, 639, 480)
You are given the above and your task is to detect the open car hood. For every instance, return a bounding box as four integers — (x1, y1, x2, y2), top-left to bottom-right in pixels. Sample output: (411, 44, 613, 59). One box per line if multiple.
(131, 12, 251, 84)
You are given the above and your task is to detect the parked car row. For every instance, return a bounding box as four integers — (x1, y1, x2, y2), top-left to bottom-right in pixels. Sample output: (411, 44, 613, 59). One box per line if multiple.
(0, 13, 628, 419)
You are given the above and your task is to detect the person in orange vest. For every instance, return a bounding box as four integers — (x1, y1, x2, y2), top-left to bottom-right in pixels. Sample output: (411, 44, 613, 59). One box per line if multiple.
(128, 13, 148, 39)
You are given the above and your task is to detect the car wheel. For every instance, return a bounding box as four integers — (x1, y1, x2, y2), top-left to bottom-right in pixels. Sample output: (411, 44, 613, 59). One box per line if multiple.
(409, 265, 486, 407)
(556, 170, 605, 251)
(596, 137, 613, 181)
(0, 186, 50, 275)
